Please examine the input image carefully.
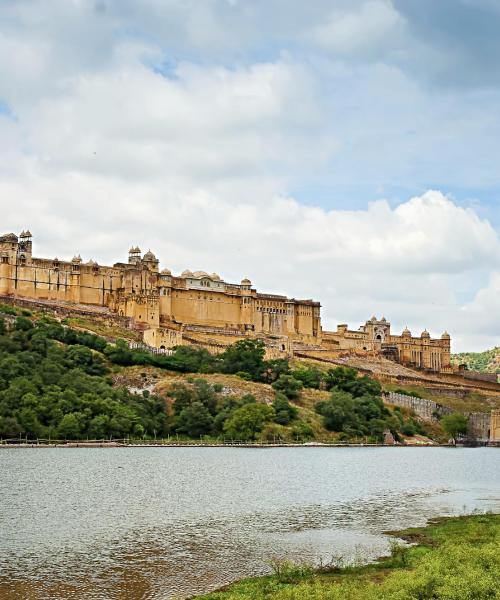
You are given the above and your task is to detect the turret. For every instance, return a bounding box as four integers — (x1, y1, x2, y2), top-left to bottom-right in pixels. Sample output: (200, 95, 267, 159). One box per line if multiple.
(143, 250, 159, 273)
(128, 246, 141, 265)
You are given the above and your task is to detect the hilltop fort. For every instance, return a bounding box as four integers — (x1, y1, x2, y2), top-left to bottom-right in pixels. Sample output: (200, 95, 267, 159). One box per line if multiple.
(1, 231, 453, 374)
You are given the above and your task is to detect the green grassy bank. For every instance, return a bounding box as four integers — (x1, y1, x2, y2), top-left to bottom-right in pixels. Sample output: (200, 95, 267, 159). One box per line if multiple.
(195, 513, 500, 600)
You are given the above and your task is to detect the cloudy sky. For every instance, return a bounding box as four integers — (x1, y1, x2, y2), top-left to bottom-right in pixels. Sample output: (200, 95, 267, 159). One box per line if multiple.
(1, 0, 499, 351)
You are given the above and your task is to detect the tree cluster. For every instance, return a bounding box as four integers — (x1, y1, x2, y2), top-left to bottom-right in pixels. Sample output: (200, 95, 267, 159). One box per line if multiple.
(314, 366, 418, 441)
(0, 316, 168, 439)
(166, 378, 303, 441)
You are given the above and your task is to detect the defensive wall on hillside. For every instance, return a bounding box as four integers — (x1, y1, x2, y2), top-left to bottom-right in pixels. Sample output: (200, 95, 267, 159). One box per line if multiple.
(384, 391, 500, 444)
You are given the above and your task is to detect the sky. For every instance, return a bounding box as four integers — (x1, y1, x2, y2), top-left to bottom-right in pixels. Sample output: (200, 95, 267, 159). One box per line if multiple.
(1, 0, 499, 352)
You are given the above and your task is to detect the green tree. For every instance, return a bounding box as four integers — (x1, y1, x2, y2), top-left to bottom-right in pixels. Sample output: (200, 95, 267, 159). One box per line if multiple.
(223, 403, 275, 441)
(292, 365, 323, 389)
(315, 391, 356, 431)
(272, 374, 303, 400)
(58, 412, 84, 439)
(325, 366, 382, 398)
(291, 421, 315, 441)
(220, 339, 266, 380)
(176, 401, 214, 437)
(272, 392, 298, 425)
(260, 359, 290, 384)
(441, 413, 468, 444)
(14, 316, 34, 331)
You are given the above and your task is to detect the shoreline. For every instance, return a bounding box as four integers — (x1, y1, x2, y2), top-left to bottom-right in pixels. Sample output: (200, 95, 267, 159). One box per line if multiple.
(1, 441, 495, 448)
(193, 513, 500, 600)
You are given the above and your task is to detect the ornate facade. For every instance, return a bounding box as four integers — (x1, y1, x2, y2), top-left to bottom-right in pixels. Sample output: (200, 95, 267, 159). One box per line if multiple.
(0, 232, 321, 341)
(322, 316, 452, 372)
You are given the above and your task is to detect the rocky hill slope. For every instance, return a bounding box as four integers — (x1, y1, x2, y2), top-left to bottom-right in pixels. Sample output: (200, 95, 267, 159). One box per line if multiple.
(452, 348, 500, 374)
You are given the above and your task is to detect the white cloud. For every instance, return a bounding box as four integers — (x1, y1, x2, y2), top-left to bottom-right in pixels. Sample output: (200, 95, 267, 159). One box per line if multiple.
(1, 1, 500, 353)
(11, 57, 333, 184)
(1, 168, 499, 352)
(306, 0, 405, 57)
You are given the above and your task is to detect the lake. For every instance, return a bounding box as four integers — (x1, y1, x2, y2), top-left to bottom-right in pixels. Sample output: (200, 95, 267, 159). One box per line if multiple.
(1, 447, 499, 599)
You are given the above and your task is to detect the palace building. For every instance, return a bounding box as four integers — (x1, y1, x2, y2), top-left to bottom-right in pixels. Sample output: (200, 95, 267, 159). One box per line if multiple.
(0, 231, 452, 373)
(0, 232, 321, 342)
(322, 316, 452, 372)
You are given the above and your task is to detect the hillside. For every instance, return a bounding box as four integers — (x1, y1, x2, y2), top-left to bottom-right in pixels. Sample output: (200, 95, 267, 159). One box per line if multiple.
(0, 303, 445, 444)
(452, 348, 500, 374)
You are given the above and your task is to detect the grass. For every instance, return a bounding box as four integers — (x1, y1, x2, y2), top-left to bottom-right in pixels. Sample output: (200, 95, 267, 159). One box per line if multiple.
(195, 513, 500, 600)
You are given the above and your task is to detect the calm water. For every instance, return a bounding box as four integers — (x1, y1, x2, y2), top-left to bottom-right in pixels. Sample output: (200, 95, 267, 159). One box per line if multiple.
(0, 447, 499, 599)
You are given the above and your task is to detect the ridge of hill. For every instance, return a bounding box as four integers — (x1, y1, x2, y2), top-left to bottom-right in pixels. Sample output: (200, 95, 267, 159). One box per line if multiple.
(452, 348, 500, 374)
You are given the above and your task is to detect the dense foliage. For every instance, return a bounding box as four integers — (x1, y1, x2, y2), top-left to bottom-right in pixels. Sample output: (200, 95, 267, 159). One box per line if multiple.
(0, 313, 303, 441)
(0, 307, 429, 443)
(313, 367, 417, 442)
(166, 378, 300, 441)
(0, 316, 168, 439)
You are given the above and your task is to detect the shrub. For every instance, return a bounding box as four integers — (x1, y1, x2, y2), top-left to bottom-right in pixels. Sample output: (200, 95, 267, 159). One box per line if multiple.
(223, 403, 275, 441)
(272, 392, 298, 424)
(267, 559, 314, 584)
(272, 374, 303, 400)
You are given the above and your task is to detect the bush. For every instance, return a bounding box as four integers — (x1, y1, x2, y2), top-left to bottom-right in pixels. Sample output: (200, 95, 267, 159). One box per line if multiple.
(441, 413, 468, 443)
(272, 392, 298, 425)
(401, 421, 417, 436)
(291, 421, 315, 441)
(272, 374, 303, 400)
(291, 365, 323, 389)
(220, 339, 266, 380)
(223, 403, 275, 441)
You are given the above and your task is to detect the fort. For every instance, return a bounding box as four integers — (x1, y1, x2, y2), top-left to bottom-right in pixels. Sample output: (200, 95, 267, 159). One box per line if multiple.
(1, 231, 452, 373)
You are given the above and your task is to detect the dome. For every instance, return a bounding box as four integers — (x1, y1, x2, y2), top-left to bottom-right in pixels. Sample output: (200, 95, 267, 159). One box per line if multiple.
(402, 326, 411, 337)
(161, 268, 172, 276)
(421, 329, 431, 339)
(71, 254, 82, 263)
(0, 233, 18, 243)
(128, 246, 136, 254)
(241, 278, 251, 285)
(441, 331, 451, 339)
(134, 246, 141, 254)
(87, 259, 96, 266)
(210, 272, 222, 281)
(143, 250, 157, 261)
(181, 269, 194, 278)
(24, 230, 32, 238)
(370, 315, 377, 322)
(192, 270, 209, 278)
(380, 316, 387, 323)
(19, 230, 26, 237)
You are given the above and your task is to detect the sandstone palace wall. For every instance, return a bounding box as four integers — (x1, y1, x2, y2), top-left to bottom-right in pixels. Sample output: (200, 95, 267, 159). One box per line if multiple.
(0, 231, 453, 374)
(0, 232, 321, 342)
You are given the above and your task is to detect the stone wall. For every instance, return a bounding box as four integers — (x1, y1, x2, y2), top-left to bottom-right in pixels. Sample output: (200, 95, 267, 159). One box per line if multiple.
(384, 391, 494, 443)
(384, 392, 454, 420)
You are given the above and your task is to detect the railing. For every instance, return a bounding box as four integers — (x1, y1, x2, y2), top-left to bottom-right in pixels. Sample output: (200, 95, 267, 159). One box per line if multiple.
(128, 341, 173, 355)
(0, 436, 438, 447)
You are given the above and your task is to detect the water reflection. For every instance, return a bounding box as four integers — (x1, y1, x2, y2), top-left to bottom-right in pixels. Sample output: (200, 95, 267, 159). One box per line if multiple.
(1, 447, 499, 599)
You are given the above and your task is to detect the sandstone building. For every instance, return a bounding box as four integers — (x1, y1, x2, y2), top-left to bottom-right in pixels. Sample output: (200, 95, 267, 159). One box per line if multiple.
(0, 231, 453, 373)
(0, 232, 321, 342)
(322, 316, 452, 372)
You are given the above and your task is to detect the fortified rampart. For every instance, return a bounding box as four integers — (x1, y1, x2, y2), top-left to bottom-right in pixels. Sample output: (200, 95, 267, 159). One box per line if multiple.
(384, 392, 499, 444)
